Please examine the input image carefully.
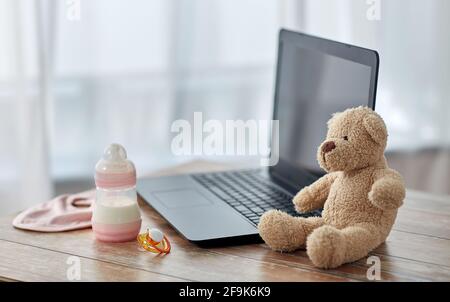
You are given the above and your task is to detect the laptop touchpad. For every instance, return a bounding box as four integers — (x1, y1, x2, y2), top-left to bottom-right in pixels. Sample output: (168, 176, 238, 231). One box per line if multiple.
(153, 189, 213, 208)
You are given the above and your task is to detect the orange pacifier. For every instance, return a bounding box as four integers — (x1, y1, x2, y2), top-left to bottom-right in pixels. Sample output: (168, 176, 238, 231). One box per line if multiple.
(137, 228, 171, 254)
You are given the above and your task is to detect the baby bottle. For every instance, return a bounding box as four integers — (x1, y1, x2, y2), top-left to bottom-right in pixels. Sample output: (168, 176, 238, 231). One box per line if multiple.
(92, 144, 141, 242)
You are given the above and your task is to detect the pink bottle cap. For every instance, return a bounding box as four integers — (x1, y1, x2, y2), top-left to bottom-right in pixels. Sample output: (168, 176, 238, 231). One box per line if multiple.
(95, 144, 136, 189)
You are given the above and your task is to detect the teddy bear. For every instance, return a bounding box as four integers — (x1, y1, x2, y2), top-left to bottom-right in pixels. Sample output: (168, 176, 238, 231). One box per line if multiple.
(258, 106, 405, 269)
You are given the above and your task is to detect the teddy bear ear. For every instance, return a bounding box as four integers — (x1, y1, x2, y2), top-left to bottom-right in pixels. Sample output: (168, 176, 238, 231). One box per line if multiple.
(362, 113, 387, 145)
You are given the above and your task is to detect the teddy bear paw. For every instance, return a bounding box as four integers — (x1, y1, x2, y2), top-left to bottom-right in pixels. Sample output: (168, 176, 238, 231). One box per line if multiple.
(306, 225, 346, 269)
(369, 179, 405, 210)
(292, 188, 314, 213)
(258, 210, 307, 252)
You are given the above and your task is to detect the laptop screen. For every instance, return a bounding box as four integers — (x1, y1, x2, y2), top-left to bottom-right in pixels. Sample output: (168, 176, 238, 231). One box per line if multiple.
(271, 30, 378, 187)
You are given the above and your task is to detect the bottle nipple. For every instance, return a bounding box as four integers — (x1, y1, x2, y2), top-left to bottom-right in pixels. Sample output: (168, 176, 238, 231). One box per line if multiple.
(103, 143, 127, 161)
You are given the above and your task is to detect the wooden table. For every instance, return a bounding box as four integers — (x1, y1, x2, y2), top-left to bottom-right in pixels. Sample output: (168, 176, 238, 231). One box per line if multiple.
(1, 161, 450, 281)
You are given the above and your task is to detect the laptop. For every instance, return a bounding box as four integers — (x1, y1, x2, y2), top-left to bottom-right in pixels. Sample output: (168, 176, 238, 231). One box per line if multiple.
(138, 29, 379, 246)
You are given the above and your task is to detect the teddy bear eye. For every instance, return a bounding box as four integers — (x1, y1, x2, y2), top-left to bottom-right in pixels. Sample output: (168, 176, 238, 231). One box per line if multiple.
(343, 136, 349, 141)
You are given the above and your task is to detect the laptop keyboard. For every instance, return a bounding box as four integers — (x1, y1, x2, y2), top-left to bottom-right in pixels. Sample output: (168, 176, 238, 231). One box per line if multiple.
(192, 170, 322, 226)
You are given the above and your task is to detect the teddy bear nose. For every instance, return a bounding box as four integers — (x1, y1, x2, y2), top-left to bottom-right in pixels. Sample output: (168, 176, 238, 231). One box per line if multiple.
(322, 141, 336, 153)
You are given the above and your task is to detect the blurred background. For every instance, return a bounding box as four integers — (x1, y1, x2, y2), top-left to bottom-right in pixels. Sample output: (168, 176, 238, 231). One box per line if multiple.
(0, 0, 449, 214)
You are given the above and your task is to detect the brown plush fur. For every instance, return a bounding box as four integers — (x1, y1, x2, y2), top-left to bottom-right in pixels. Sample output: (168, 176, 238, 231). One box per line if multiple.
(258, 106, 405, 269)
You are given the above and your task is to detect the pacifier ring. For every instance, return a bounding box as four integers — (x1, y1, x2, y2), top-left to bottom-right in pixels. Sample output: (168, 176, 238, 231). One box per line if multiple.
(137, 229, 171, 254)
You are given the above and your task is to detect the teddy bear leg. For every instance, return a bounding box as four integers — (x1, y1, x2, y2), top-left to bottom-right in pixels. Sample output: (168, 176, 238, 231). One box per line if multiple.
(306, 223, 382, 269)
(258, 210, 324, 252)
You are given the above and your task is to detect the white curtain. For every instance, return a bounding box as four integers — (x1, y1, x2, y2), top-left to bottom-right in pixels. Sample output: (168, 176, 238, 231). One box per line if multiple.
(0, 0, 295, 214)
(0, 0, 52, 214)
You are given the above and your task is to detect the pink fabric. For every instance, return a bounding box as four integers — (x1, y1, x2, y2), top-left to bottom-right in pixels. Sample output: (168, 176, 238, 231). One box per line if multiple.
(12, 191, 94, 232)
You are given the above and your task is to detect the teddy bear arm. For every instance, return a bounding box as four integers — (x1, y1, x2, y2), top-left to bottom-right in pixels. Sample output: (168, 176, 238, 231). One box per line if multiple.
(369, 169, 406, 210)
(293, 173, 337, 213)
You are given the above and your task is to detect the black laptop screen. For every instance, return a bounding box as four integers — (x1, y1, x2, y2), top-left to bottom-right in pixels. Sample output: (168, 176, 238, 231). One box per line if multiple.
(271, 31, 378, 186)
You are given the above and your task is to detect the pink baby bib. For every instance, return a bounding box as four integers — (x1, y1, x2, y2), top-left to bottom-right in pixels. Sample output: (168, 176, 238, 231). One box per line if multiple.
(12, 191, 95, 232)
